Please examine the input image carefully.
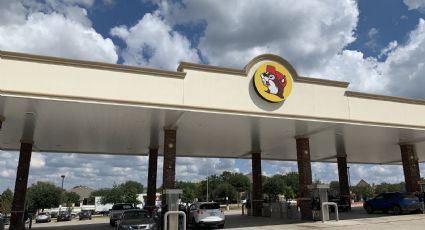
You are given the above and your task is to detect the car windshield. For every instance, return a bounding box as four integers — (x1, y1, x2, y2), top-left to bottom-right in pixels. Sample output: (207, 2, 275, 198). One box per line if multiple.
(122, 211, 150, 220)
(112, 204, 134, 210)
(199, 203, 220, 210)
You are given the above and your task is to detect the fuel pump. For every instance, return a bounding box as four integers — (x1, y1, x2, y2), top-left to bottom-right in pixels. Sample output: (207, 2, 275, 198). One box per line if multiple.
(163, 189, 184, 230)
(308, 184, 330, 221)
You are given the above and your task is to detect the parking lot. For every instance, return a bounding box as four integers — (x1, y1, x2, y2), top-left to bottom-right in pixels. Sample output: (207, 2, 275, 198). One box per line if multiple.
(2, 207, 422, 230)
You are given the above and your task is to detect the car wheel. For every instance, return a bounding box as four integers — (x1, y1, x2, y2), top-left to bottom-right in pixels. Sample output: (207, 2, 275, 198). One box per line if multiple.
(218, 224, 224, 229)
(109, 219, 116, 226)
(392, 205, 402, 215)
(365, 205, 374, 214)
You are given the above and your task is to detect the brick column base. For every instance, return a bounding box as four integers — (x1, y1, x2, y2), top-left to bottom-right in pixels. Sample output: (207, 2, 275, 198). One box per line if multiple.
(146, 147, 158, 210)
(400, 144, 421, 193)
(337, 156, 351, 210)
(10, 142, 33, 230)
(251, 152, 262, 217)
(296, 138, 313, 220)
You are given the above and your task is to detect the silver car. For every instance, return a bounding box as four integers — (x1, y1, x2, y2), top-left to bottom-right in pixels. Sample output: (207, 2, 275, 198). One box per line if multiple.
(117, 209, 157, 230)
(188, 202, 225, 229)
(35, 212, 51, 223)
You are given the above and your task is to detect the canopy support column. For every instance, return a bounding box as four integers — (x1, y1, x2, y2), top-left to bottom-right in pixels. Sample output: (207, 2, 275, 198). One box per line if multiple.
(10, 142, 33, 230)
(162, 129, 177, 204)
(400, 144, 421, 193)
(146, 147, 158, 211)
(337, 155, 351, 210)
(296, 137, 313, 220)
(251, 152, 263, 216)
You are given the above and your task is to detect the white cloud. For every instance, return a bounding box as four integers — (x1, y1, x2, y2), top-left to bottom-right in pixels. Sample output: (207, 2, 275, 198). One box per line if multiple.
(379, 40, 398, 58)
(310, 50, 386, 93)
(0, 1, 27, 26)
(378, 19, 425, 99)
(110, 12, 200, 70)
(150, 0, 425, 99)
(31, 153, 46, 169)
(365, 27, 379, 49)
(349, 164, 404, 185)
(0, 0, 117, 63)
(404, 0, 425, 11)
(156, 0, 358, 73)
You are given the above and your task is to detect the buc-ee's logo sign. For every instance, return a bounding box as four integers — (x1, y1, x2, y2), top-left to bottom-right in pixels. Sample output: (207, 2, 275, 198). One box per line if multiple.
(253, 62, 293, 103)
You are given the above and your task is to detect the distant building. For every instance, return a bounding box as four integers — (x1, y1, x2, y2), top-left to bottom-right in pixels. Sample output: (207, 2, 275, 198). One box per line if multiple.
(356, 179, 370, 187)
(70, 185, 94, 205)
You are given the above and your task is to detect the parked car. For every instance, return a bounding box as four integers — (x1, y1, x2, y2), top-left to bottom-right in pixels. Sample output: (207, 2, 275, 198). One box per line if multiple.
(78, 210, 92, 220)
(363, 192, 422, 215)
(110, 203, 135, 226)
(35, 212, 51, 223)
(117, 209, 157, 230)
(188, 202, 225, 229)
(0, 213, 10, 225)
(57, 211, 72, 221)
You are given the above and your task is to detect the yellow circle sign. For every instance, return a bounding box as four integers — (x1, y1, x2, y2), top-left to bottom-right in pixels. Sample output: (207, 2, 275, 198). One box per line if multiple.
(253, 62, 293, 103)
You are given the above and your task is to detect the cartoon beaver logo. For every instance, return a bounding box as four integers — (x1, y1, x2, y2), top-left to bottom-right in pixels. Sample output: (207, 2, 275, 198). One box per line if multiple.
(260, 65, 287, 99)
(253, 62, 293, 103)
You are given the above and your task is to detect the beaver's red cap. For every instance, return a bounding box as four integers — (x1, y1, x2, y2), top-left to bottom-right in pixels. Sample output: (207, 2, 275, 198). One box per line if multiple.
(266, 65, 284, 79)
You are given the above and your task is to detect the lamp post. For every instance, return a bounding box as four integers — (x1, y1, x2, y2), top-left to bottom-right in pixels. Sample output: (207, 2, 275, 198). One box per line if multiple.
(61, 175, 65, 189)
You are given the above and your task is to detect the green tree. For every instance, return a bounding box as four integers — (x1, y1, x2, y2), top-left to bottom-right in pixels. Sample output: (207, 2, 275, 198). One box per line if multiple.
(374, 182, 403, 194)
(195, 175, 221, 202)
(282, 172, 299, 195)
(219, 171, 249, 188)
(100, 181, 145, 205)
(351, 185, 374, 201)
(100, 186, 123, 204)
(121, 181, 144, 204)
(175, 181, 197, 203)
(27, 182, 63, 211)
(263, 175, 286, 201)
(218, 171, 250, 203)
(1, 188, 13, 213)
(212, 183, 237, 202)
(63, 191, 80, 206)
(88, 188, 111, 204)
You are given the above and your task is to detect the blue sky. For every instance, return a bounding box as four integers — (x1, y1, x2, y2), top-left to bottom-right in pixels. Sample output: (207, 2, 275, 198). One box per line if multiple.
(1, 0, 425, 192)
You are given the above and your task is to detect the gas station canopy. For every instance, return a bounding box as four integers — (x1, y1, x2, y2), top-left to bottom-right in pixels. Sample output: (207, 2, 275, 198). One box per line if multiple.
(1, 50, 425, 164)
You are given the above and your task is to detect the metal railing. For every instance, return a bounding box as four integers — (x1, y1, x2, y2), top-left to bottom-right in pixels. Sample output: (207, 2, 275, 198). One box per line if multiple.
(163, 211, 186, 230)
(321, 202, 339, 223)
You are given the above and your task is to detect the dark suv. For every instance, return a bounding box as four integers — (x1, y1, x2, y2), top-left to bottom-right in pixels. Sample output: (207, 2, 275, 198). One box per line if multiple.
(364, 192, 422, 215)
(109, 203, 135, 226)
(57, 211, 72, 221)
(78, 210, 92, 220)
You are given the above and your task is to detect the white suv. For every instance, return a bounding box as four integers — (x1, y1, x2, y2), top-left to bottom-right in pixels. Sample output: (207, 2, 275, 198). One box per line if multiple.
(188, 202, 225, 229)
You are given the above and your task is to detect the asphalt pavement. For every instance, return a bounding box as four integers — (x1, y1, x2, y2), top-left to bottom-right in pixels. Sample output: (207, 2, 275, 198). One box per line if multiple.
(4, 207, 425, 230)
